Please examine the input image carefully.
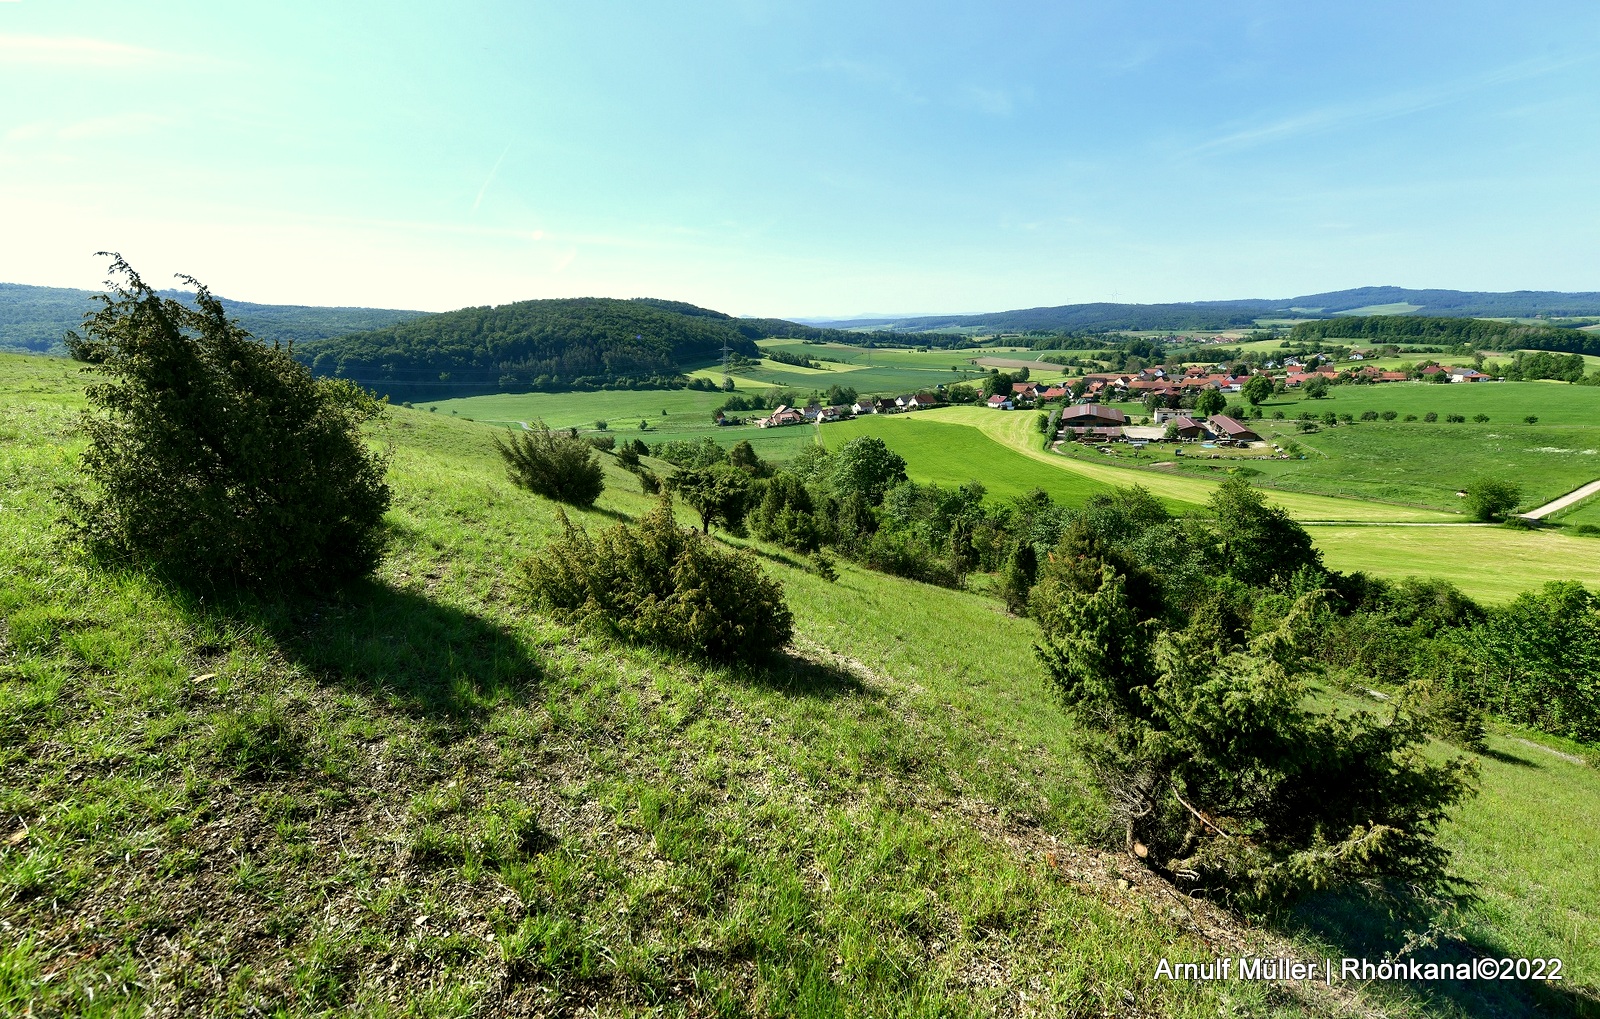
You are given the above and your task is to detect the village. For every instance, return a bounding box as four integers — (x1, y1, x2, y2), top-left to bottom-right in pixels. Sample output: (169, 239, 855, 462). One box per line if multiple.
(747, 351, 1500, 454)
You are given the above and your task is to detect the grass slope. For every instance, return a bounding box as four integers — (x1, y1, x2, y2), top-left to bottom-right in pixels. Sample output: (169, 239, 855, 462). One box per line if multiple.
(3, 352, 1598, 1016)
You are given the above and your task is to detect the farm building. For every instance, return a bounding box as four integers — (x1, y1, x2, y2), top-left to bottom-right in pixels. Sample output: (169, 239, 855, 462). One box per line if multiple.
(1059, 404, 1127, 426)
(757, 405, 806, 428)
(1207, 415, 1260, 441)
(986, 394, 1014, 410)
(1167, 415, 1205, 438)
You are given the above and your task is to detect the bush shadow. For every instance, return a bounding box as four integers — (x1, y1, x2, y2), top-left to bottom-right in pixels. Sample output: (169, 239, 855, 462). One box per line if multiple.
(1475, 746, 1539, 768)
(212, 577, 544, 726)
(1276, 887, 1599, 1017)
(731, 649, 877, 701)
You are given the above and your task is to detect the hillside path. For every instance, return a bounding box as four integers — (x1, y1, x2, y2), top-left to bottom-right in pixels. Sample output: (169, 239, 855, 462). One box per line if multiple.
(1522, 477, 1600, 519)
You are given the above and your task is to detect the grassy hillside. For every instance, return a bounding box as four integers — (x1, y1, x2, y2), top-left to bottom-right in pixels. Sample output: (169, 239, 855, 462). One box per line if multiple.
(4, 351, 1598, 1016)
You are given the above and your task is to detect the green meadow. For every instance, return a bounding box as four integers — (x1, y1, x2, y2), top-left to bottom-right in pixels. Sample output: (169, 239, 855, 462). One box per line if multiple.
(820, 415, 1117, 506)
(4, 350, 1599, 1016)
(417, 387, 728, 431)
(1307, 524, 1600, 603)
(1136, 417, 1600, 511)
(1267, 379, 1600, 426)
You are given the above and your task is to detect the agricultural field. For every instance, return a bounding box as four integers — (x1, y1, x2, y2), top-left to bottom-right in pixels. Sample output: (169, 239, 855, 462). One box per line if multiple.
(1554, 495, 1600, 529)
(1265, 380, 1600, 425)
(1078, 415, 1600, 512)
(932, 405, 1456, 523)
(820, 414, 1119, 507)
(5, 350, 1599, 1017)
(417, 387, 727, 432)
(1306, 524, 1600, 603)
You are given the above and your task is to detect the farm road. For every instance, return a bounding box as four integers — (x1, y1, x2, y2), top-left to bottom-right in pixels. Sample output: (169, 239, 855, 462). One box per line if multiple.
(1522, 477, 1600, 519)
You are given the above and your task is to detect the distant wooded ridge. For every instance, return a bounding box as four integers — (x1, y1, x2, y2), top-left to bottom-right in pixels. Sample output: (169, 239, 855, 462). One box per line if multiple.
(1290, 315, 1600, 358)
(0, 282, 425, 357)
(812, 286, 1600, 333)
(294, 297, 980, 400)
(10, 280, 1600, 399)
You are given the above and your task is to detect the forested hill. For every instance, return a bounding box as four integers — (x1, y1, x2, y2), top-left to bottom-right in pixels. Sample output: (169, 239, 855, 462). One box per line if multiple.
(297, 297, 770, 399)
(814, 287, 1600, 333)
(0, 282, 422, 356)
(1290, 315, 1600, 356)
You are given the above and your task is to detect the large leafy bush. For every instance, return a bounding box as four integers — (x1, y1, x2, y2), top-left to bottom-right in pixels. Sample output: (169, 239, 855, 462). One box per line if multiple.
(519, 499, 792, 664)
(62, 256, 390, 589)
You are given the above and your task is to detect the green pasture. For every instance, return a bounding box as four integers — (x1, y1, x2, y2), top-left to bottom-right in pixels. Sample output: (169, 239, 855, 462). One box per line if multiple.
(934, 406, 1457, 522)
(1159, 418, 1600, 511)
(1334, 302, 1426, 316)
(819, 414, 1119, 507)
(1310, 524, 1600, 603)
(417, 386, 728, 432)
(1264, 380, 1600, 425)
(637, 421, 822, 462)
(730, 360, 987, 395)
(1553, 496, 1600, 528)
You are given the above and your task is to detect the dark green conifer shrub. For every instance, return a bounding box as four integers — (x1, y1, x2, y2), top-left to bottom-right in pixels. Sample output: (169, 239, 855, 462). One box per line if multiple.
(519, 499, 793, 664)
(1032, 568, 1475, 907)
(493, 422, 605, 507)
(62, 255, 391, 589)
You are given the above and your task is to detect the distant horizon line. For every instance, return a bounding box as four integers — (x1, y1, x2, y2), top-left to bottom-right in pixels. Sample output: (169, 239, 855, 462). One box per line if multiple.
(5, 277, 1599, 324)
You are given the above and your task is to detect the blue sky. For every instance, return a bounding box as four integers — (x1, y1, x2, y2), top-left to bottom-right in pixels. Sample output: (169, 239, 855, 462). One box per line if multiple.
(3, 1, 1598, 315)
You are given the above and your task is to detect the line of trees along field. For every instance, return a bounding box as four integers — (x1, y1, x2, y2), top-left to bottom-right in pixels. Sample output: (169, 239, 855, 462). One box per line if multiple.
(1290, 315, 1600, 357)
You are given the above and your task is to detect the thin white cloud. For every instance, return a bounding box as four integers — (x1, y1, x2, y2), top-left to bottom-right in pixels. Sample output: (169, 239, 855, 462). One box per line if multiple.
(471, 144, 511, 212)
(0, 33, 223, 69)
(1188, 53, 1592, 157)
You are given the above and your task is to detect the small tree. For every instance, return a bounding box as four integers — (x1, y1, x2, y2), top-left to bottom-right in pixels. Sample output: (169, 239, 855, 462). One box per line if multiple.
(1033, 572, 1475, 906)
(830, 436, 908, 505)
(519, 499, 792, 664)
(1524, 415, 1539, 425)
(62, 255, 391, 588)
(1463, 479, 1521, 522)
(1240, 375, 1273, 406)
(494, 422, 605, 507)
(667, 463, 750, 534)
(1303, 375, 1331, 399)
(1194, 388, 1226, 417)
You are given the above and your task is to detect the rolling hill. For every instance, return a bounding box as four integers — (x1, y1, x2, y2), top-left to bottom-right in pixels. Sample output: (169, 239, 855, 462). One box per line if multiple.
(0, 282, 424, 356)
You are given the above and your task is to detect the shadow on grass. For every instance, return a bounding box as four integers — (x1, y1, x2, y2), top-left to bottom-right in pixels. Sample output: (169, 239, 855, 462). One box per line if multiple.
(1476, 746, 1540, 768)
(209, 577, 543, 725)
(731, 649, 876, 700)
(1278, 887, 1599, 1018)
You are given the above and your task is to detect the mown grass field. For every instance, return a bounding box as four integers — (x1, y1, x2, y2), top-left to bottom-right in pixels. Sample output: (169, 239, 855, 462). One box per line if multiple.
(1144, 417, 1600, 511)
(417, 387, 728, 432)
(1307, 524, 1600, 603)
(933, 406, 1458, 523)
(1267, 380, 1600, 426)
(819, 415, 1123, 507)
(4, 351, 1600, 1016)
